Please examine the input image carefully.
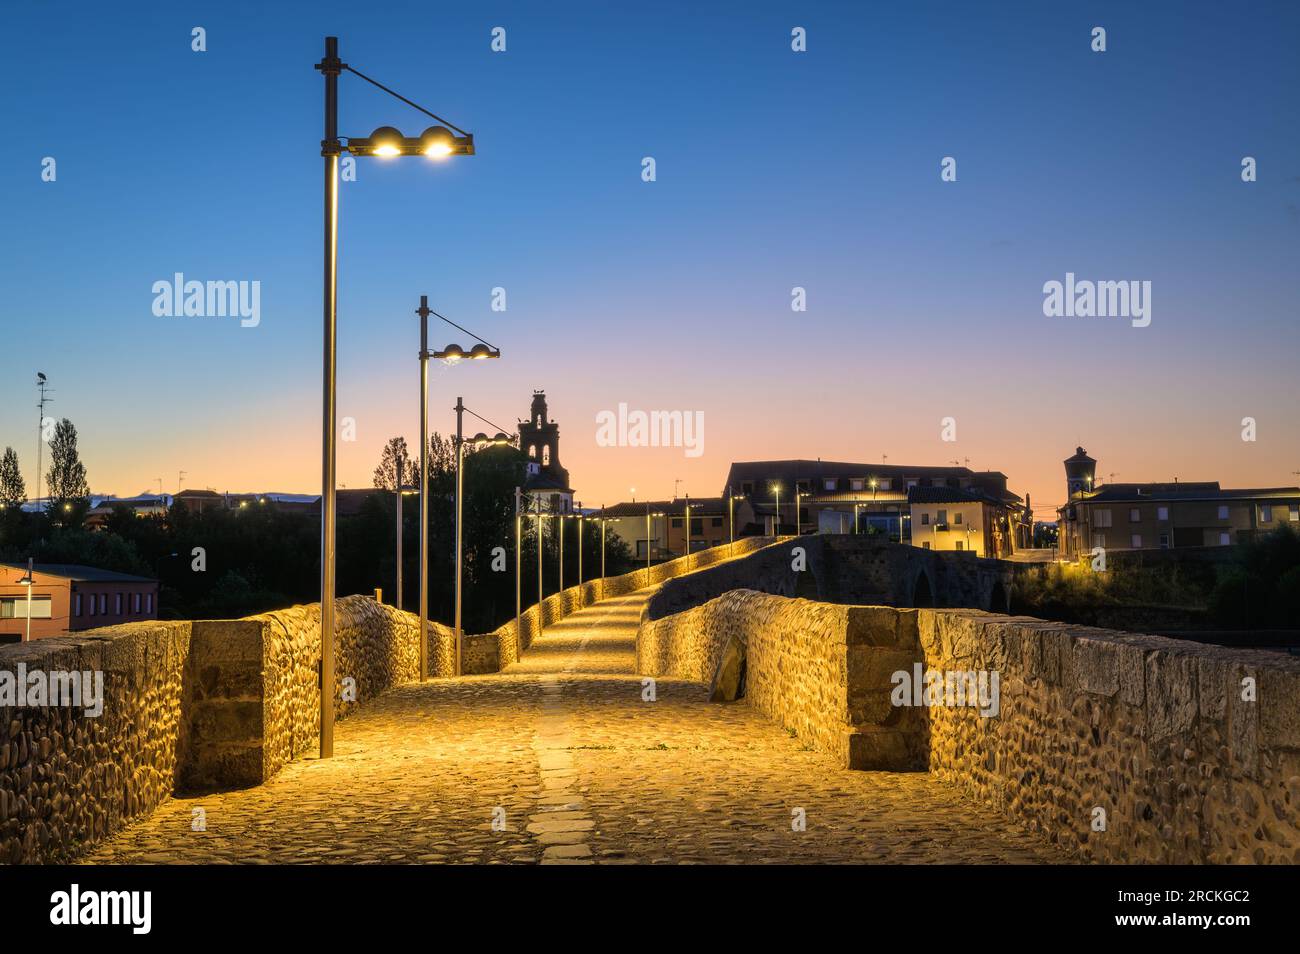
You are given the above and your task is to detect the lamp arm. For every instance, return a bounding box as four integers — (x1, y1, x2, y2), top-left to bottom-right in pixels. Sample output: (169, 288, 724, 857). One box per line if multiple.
(342, 64, 472, 137)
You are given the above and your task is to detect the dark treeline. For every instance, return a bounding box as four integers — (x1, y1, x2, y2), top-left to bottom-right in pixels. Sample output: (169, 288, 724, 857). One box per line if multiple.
(0, 441, 636, 633)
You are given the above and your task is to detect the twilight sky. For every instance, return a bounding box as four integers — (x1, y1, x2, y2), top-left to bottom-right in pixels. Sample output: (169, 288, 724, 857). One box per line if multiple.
(2, 0, 1297, 516)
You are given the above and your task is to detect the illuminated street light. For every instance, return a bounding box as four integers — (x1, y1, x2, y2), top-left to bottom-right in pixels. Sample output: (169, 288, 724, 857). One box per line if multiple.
(18, 558, 34, 643)
(315, 36, 474, 759)
(770, 482, 782, 537)
(451, 397, 510, 677)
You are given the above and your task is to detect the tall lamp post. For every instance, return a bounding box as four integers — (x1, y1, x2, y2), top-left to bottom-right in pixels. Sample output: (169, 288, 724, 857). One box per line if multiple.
(683, 495, 693, 569)
(315, 36, 473, 759)
(451, 401, 510, 676)
(394, 451, 404, 610)
(19, 558, 34, 643)
(770, 482, 782, 537)
(415, 299, 499, 681)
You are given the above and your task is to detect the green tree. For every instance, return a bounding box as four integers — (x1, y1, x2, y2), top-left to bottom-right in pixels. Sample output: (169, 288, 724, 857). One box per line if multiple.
(46, 418, 90, 511)
(0, 447, 25, 509)
(373, 436, 418, 491)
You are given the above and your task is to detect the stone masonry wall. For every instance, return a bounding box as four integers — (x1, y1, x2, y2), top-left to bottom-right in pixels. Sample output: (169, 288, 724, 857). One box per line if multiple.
(0, 621, 192, 864)
(638, 590, 926, 770)
(915, 608, 1300, 863)
(637, 589, 1300, 863)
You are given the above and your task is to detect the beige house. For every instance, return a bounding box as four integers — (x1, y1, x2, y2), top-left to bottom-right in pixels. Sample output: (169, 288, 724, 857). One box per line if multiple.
(907, 487, 1005, 557)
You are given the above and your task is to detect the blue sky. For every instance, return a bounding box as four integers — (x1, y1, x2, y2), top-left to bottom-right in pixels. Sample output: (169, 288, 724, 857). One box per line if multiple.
(1, 0, 1297, 512)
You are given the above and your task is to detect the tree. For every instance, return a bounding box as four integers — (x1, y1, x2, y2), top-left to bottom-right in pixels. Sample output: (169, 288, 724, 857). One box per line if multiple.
(46, 418, 90, 508)
(373, 436, 418, 491)
(0, 447, 25, 508)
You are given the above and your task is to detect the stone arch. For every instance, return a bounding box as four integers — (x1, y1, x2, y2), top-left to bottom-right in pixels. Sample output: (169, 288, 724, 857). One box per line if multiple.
(988, 579, 1009, 614)
(911, 571, 934, 608)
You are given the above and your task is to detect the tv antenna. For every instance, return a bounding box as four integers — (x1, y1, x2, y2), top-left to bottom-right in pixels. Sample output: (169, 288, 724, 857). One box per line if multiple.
(35, 373, 53, 509)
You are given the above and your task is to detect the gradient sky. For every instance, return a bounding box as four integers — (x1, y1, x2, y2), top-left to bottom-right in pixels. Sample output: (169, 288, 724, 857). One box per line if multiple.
(2, 0, 1297, 516)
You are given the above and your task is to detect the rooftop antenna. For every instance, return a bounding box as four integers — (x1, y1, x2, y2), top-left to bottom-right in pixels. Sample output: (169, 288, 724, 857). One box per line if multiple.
(674, 478, 683, 500)
(178, 470, 187, 493)
(35, 373, 52, 509)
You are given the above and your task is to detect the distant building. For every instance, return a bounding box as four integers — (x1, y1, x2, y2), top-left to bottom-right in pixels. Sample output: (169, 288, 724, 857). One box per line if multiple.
(0, 564, 159, 643)
(1056, 447, 1300, 557)
(599, 496, 754, 561)
(720, 459, 1030, 556)
(907, 486, 1007, 557)
(518, 391, 575, 513)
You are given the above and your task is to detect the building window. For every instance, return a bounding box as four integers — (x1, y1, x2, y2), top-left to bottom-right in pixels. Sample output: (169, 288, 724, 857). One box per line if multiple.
(1094, 509, 1112, 528)
(921, 513, 930, 525)
(99, 594, 107, 614)
(711, 517, 723, 527)
(921, 541, 931, 549)
(1129, 508, 1141, 522)
(1130, 534, 1142, 548)
(636, 540, 649, 557)
(955, 541, 964, 551)
(937, 509, 947, 525)
(133, 593, 141, 613)
(823, 478, 836, 491)
(89, 596, 96, 617)
(75, 593, 82, 616)
(796, 480, 810, 494)
(1260, 505, 1273, 523)
(146, 594, 153, 614)
(954, 512, 963, 525)
(850, 479, 863, 492)
(1219, 532, 1231, 546)
(878, 479, 891, 491)
(670, 518, 682, 528)
(115, 593, 122, 615)
(690, 518, 703, 535)
(741, 482, 753, 495)
(906, 479, 919, 488)
(1157, 506, 1169, 521)
(1159, 533, 1170, 549)
(1, 596, 53, 619)
(1291, 504, 1299, 522)
(1218, 505, 1229, 520)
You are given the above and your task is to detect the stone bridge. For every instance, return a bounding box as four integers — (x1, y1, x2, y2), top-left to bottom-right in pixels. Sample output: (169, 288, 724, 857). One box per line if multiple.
(2, 537, 1296, 865)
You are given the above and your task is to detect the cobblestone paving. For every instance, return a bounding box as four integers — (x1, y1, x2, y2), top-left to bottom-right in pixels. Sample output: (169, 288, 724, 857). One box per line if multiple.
(81, 590, 1070, 864)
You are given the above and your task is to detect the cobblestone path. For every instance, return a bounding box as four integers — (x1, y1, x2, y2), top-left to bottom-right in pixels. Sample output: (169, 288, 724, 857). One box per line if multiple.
(81, 590, 1070, 864)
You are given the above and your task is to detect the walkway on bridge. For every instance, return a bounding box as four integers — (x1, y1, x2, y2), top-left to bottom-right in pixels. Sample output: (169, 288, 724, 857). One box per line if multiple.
(81, 588, 1068, 864)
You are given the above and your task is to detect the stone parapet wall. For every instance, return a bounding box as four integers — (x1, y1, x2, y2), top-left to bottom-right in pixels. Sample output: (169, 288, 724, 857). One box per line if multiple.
(638, 590, 926, 770)
(0, 621, 192, 864)
(915, 608, 1300, 863)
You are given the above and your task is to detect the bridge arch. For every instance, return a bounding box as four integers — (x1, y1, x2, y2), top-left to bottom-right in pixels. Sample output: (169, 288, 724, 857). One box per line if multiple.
(911, 570, 934, 608)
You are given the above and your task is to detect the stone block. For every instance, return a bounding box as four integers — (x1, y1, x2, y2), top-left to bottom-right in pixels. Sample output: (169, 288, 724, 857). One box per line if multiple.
(1146, 650, 1198, 742)
(1074, 637, 1120, 697)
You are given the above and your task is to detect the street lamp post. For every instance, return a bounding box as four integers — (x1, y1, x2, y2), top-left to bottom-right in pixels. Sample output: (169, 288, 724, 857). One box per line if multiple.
(315, 36, 473, 758)
(683, 495, 692, 569)
(19, 558, 34, 643)
(514, 486, 522, 650)
(452, 407, 510, 677)
(577, 509, 584, 587)
(395, 451, 404, 610)
(770, 482, 781, 537)
(645, 503, 653, 577)
(536, 496, 544, 614)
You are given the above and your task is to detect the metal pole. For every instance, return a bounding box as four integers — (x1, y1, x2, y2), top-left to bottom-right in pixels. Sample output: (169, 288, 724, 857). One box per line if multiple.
(600, 510, 606, 598)
(318, 35, 341, 759)
(454, 398, 464, 677)
(536, 498, 543, 624)
(577, 513, 583, 587)
(684, 495, 691, 569)
(796, 494, 801, 536)
(558, 512, 564, 593)
(24, 558, 33, 643)
(395, 453, 403, 609)
(645, 505, 651, 576)
(514, 486, 522, 644)
(417, 295, 431, 681)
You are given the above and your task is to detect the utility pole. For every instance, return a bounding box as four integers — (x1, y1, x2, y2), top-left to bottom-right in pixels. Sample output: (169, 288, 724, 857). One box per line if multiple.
(515, 487, 522, 644)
